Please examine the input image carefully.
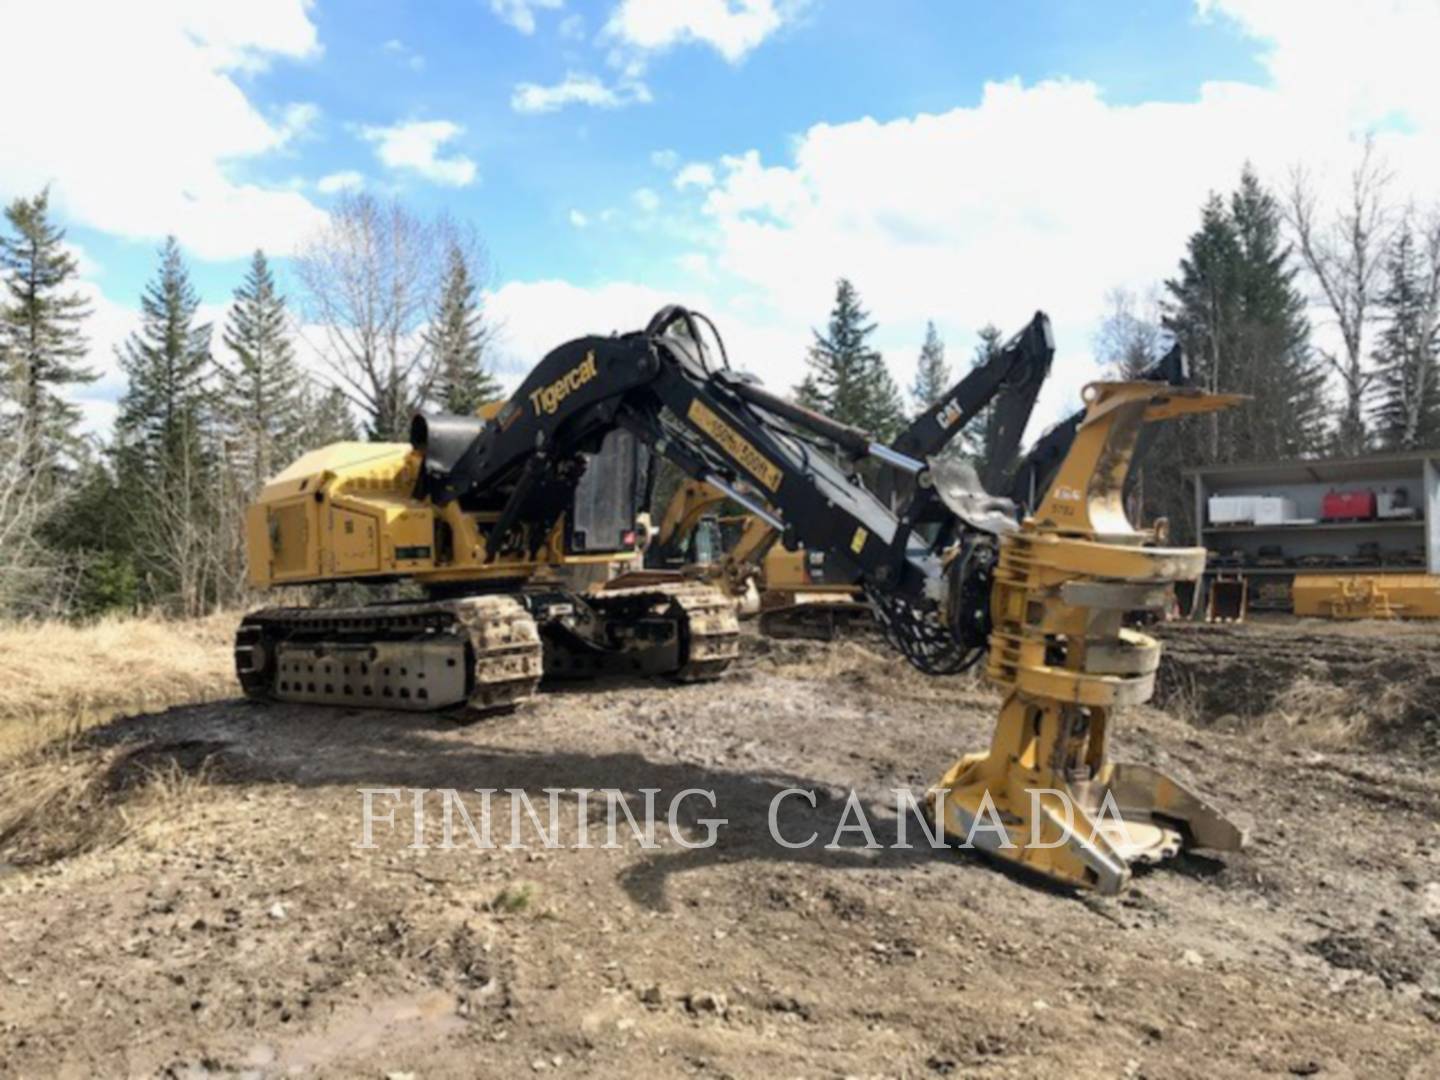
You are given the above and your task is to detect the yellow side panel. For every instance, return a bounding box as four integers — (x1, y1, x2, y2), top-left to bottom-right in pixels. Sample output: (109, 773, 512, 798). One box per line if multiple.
(763, 546, 809, 589)
(386, 511, 435, 570)
(331, 508, 380, 574)
(245, 504, 272, 588)
(271, 501, 314, 578)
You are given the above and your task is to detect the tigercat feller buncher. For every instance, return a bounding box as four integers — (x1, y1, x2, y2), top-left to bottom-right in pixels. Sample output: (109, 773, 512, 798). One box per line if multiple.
(238, 305, 1244, 893)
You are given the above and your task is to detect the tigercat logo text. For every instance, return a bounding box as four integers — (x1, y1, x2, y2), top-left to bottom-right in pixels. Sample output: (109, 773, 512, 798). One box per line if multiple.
(530, 350, 598, 416)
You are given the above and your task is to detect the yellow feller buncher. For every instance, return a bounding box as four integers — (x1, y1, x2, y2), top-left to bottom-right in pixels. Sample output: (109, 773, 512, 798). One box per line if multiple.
(238, 305, 1244, 893)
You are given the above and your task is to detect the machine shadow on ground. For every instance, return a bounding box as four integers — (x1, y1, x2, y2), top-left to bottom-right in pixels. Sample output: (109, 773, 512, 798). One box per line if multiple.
(77, 697, 992, 910)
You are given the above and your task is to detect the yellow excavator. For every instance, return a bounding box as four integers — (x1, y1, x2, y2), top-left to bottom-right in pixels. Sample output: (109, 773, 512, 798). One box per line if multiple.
(238, 305, 1243, 893)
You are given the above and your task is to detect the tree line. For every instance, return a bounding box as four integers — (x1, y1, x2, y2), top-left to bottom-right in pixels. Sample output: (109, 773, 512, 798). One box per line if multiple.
(0, 191, 499, 617)
(799, 152, 1440, 540)
(3, 145, 1436, 619)
(796, 276, 1012, 479)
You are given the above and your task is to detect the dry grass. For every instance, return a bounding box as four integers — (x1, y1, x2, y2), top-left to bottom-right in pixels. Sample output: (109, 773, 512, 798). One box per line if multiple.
(0, 740, 221, 867)
(1162, 662, 1424, 751)
(0, 612, 238, 762)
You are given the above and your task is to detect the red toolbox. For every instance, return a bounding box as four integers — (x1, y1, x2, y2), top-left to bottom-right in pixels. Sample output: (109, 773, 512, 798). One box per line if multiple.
(1321, 489, 1376, 521)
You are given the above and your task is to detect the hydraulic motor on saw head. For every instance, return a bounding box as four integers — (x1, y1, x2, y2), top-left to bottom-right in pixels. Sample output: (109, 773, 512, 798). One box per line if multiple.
(934, 382, 1248, 895)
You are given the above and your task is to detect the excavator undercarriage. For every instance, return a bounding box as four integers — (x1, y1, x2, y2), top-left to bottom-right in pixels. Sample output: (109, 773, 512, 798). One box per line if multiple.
(236, 579, 739, 713)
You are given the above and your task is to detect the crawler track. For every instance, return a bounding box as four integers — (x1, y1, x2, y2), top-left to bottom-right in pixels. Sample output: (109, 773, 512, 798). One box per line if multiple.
(235, 595, 544, 714)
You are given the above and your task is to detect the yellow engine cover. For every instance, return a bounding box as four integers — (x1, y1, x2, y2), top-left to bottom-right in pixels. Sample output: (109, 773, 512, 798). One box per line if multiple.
(245, 440, 633, 591)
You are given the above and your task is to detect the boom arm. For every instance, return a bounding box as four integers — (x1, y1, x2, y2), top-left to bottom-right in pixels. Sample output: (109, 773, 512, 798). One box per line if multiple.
(893, 311, 1054, 483)
(414, 308, 945, 613)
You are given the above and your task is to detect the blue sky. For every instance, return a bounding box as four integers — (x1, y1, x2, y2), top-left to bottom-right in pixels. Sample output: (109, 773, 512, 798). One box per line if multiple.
(4, 0, 1439, 437)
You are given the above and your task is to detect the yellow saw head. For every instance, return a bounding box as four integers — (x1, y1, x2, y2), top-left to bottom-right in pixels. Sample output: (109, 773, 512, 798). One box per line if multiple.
(934, 381, 1247, 895)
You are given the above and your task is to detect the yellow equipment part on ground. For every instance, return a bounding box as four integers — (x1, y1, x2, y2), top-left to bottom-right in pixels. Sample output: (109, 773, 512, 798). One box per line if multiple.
(933, 382, 1249, 895)
(1292, 573, 1440, 619)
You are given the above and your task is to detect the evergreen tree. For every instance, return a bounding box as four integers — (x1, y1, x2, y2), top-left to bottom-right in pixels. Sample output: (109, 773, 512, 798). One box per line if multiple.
(794, 278, 906, 442)
(961, 324, 1006, 483)
(1370, 219, 1440, 449)
(1160, 165, 1327, 536)
(427, 242, 499, 415)
(909, 321, 951, 410)
(1226, 166, 1328, 459)
(113, 238, 217, 613)
(218, 250, 304, 488)
(1164, 168, 1326, 460)
(115, 237, 213, 478)
(1164, 192, 1242, 462)
(0, 188, 95, 477)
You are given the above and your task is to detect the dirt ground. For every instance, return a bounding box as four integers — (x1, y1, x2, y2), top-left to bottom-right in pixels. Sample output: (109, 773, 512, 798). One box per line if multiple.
(2, 617, 1439, 1078)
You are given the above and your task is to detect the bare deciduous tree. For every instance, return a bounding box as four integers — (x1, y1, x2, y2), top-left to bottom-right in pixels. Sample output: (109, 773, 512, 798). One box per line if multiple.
(0, 424, 68, 615)
(1095, 287, 1166, 378)
(1285, 140, 1393, 455)
(295, 194, 484, 440)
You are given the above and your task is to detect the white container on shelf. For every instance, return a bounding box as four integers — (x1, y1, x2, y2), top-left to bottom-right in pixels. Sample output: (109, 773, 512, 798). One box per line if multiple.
(1209, 495, 1256, 524)
(1377, 490, 1418, 520)
(1253, 496, 1297, 525)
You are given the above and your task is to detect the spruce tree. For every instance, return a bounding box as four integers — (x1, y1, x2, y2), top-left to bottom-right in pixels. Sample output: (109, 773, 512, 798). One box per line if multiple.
(116, 237, 213, 476)
(1159, 166, 1326, 537)
(960, 324, 1005, 482)
(218, 250, 304, 488)
(1226, 166, 1328, 460)
(1370, 220, 1440, 450)
(427, 242, 499, 415)
(794, 278, 906, 442)
(909, 321, 951, 410)
(0, 188, 95, 477)
(1164, 192, 1241, 462)
(113, 238, 217, 612)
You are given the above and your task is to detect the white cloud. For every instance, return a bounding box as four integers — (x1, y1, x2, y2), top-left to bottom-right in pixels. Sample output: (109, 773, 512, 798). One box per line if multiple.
(632, 187, 661, 213)
(490, 0, 565, 35)
(485, 279, 798, 389)
(316, 170, 365, 194)
(0, 0, 326, 260)
(359, 120, 478, 187)
(676, 251, 714, 279)
(685, 52, 1440, 429)
(673, 162, 716, 190)
(277, 101, 322, 143)
(568, 208, 590, 228)
(382, 38, 425, 71)
(650, 148, 680, 170)
(605, 0, 788, 63)
(511, 72, 651, 113)
(1200, 0, 1440, 133)
(558, 13, 586, 39)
